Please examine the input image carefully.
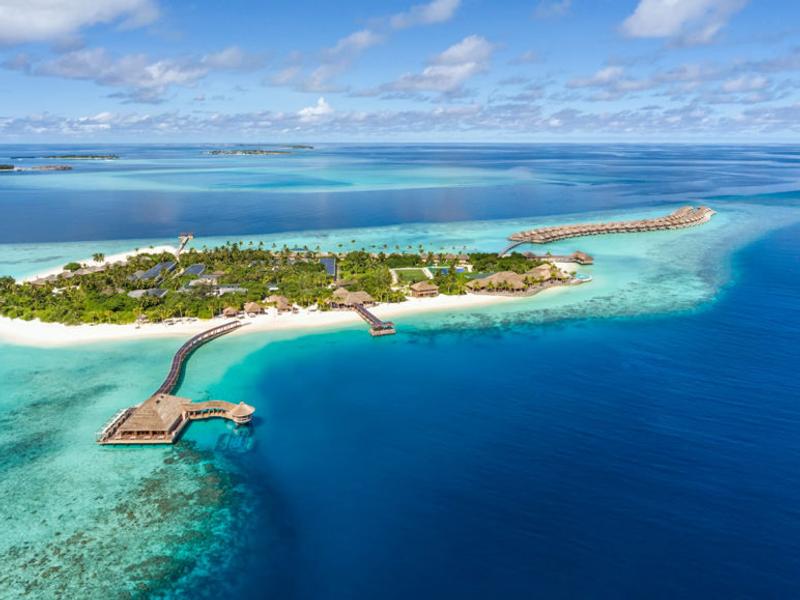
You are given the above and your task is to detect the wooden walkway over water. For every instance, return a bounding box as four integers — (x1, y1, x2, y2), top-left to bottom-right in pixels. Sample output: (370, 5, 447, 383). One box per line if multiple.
(154, 320, 243, 396)
(504, 206, 715, 251)
(97, 320, 255, 445)
(353, 303, 396, 336)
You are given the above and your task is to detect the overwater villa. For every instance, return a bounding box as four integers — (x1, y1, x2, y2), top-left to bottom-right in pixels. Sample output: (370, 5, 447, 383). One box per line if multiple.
(97, 321, 255, 445)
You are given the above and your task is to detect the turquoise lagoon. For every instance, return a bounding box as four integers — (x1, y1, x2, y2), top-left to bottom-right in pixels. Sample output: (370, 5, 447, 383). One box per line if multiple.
(2, 145, 800, 597)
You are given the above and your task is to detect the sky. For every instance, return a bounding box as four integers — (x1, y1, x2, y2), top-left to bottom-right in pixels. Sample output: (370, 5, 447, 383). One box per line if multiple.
(1, 0, 800, 142)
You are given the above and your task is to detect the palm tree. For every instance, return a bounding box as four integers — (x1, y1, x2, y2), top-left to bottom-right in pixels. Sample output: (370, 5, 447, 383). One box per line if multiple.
(92, 252, 105, 264)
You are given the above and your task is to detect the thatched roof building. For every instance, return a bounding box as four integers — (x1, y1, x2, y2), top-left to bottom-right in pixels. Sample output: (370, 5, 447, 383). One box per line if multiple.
(527, 264, 552, 281)
(409, 280, 439, 298)
(570, 251, 594, 265)
(330, 287, 375, 308)
(467, 271, 527, 292)
(244, 301, 263, 315)
(222, 306, 239, 317)
(266, 294, 292, 312)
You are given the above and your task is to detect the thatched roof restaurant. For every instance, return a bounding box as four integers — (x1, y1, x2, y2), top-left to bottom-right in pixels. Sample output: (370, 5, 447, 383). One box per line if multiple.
(330, 287, 375, 308)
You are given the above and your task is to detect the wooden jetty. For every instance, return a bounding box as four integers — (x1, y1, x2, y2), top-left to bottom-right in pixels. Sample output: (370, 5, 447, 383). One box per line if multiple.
(504, 206, 715, 251)
(177, 232, 194, 256)
(97, 320, 255, 445)
(353, 303, 396, 337)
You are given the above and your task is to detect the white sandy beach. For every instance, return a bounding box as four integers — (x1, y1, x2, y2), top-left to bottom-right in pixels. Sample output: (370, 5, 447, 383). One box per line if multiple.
(2, 245, 582, 347)
(21, 245, 179, 283)
(0, 292, 527, 347)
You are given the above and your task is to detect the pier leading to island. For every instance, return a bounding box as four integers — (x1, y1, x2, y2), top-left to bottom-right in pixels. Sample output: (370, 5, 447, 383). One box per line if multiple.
(97, 320, 255, 445)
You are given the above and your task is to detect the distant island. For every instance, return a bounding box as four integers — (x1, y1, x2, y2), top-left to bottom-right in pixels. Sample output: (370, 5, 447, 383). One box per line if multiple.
(207, 149, 292, 156)
(10, 154, 119, 160)
(1, 244, 586, 326)
(207, 145, 314, 156)
(0, 164, 73, 172)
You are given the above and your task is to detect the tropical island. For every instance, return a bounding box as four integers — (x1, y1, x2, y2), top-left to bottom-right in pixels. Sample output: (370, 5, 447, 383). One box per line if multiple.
(43, 154, 119, 160)
(0, 164, 73, 172)
(0, 243, 588, 327)
(207, 149, 292, 156)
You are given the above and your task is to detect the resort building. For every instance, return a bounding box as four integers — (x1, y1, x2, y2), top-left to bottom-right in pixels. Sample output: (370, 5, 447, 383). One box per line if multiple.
(527, 264, 553, 281)
(223, 306, 240, 318)
(329, 287, 375, 309)
(98, 393, 256, 444)
(244, 302, 263, 316)
(266, 294, 293, 312)
(467, 271, 528, 292)
(409, 281, 439, 298)
(128, 261, 176, 282)
(319, 256, 338, 278)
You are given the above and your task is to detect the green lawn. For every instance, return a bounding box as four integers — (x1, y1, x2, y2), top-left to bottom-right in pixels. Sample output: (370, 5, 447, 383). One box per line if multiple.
(395, 268, 429, 284)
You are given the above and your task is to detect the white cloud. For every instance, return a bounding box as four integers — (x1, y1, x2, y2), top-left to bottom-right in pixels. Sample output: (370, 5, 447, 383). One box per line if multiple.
(568, 65, 654, 100)
(383, 35, 494, 95)
(621, 0, 748, 45)
(721, 75, 769, 93)
(297, 97, 334, 122)
(327, 29, 384, 57)
(390, 0, 461, 29)
(6, 45, 261, 103)
(0, 0, 158, 45)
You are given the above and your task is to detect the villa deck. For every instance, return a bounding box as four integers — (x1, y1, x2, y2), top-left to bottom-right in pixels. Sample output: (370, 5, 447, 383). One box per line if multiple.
(97, 320, 255, 445)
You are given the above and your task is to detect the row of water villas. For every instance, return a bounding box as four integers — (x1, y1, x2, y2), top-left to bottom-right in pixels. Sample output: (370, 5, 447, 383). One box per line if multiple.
(508, 206, 715, 245)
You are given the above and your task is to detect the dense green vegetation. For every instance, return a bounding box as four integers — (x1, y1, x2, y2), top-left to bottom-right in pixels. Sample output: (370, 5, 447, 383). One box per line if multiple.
(468, 252, 541, 274)
(0, 244, 548, 325)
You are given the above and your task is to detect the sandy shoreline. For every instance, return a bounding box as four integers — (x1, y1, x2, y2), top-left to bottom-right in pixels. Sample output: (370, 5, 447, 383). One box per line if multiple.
(3, 247, 580, 348)
(0, 292, 526, 348)
(21, 245, 179, 283)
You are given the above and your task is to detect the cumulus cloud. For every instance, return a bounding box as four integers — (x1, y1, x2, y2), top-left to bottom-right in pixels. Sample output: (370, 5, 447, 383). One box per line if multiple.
(0, 0, 158, 45)
(390, 0, 461, 29)
(297, 97, 334, 122)
(379, 35, 494, 95)
(621, 0, 748, 45)
(4, 45, 262, 103)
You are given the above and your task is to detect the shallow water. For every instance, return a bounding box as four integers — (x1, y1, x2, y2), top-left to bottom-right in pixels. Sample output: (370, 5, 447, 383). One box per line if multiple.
(1, 145, 800, 598)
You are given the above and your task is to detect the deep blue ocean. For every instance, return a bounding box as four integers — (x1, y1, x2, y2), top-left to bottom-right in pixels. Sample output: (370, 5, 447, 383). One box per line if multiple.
(0, 144, 799, 598)
(200, 223, 800, 599)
